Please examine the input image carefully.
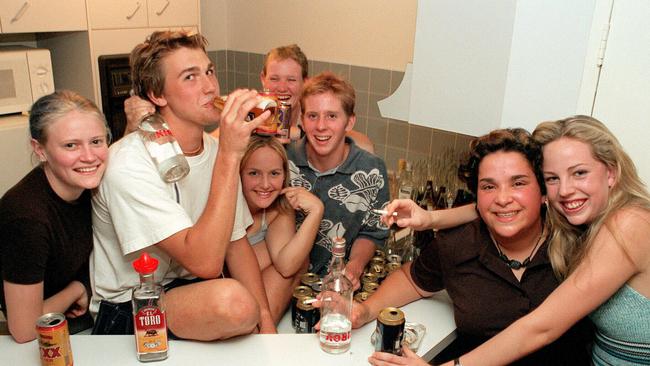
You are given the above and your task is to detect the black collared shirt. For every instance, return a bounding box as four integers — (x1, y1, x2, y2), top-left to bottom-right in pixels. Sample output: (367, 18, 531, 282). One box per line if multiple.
(412, 219, 592, 365)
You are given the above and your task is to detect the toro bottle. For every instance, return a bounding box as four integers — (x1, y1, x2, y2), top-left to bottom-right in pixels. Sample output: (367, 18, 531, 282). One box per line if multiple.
(132, 252, 168, 362)
(319, 237, 353, 354)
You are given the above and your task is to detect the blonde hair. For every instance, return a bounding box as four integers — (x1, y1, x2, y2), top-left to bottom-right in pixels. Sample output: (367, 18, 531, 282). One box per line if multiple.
(262, 44, 308, 79)
(533, 115, 650, 279)
(240, 135, 292, 214)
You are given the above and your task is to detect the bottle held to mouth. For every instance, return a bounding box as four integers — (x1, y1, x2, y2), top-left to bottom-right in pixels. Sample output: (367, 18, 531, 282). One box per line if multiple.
(214, 92, 279, 136)
(138, 113, 190, 183)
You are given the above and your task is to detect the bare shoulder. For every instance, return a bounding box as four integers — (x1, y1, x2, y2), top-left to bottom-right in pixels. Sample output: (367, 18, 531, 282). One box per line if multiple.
(605, 205, 650, 261)
(347, 130, 375, 154)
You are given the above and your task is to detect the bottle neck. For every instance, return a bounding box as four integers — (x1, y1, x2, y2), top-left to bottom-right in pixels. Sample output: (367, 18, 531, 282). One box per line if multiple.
(329, 253, 346, 274)
(139, 273, 155, 286)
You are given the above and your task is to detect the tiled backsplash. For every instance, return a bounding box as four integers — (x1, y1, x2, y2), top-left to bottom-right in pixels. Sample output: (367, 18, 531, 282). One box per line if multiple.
(209, 50, 476, 174)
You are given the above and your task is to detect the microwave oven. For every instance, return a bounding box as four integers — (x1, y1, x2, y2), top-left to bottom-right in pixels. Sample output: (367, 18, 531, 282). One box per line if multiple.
(0, 47, 55, 115)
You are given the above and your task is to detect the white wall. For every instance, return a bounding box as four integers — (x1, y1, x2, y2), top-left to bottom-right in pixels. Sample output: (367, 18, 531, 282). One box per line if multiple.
(201, 0, 417, 71)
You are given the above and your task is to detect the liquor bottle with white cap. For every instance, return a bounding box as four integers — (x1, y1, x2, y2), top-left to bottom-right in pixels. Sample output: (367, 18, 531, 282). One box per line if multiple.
(132, 252, 168, 362)
(138, 113, 190, 183)
(319, 237, 353, 354)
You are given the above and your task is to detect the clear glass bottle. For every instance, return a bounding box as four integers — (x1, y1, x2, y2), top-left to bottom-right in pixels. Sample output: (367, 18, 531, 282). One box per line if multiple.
(138, 113, 190, 183)
(398, 161, 415, 200)
(319, 237, 353, 354)
(132, 252, 168, 362)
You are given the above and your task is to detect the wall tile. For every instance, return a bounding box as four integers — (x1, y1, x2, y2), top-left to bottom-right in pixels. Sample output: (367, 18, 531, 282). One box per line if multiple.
(355, 91, 370, 117)
(387, 119, 409, 149)
(367, 93, 384, 119)
(249, 52, 263, 74)
(353, 116, 367, 135)
(308, 60, 315, 77)
(366, 117, 387, 146)
(330, 63, 350, 80)
(227, 70, 235, 93)
(385, 146, 408, 172)
(312, 60, 331, 76)
(430, 129, 457, 157)
(408, 125, 432, 154)
(390, 71, 405, 94)
(227, 51, 235, 73)
(234, 72, 248, 89)
(233, 51, 248, 74)
(350, 65, 370, 91)
(249, 75, 263, 91)
(369, 68, 391, 96)
(374, 143, 387, 160)
(216, 50, 227, 71)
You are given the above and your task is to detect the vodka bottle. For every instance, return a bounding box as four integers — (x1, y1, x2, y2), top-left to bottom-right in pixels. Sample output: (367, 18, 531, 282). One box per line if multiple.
(319, 237, 353, 354)
(132, 252, 168, 362)
(138, 113, 190, 183)
(398, 161, 415, 200)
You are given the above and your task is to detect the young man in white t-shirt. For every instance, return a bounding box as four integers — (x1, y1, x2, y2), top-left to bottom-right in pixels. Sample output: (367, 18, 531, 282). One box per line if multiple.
(90, 30, 276, 339)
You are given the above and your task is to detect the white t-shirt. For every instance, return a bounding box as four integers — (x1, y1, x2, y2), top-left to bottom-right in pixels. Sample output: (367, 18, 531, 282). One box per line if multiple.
(90, 132, 252, 313)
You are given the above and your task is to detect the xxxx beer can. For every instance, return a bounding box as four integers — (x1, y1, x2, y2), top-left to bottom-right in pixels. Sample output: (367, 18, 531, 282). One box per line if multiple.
(291, 285, 313, 329)
(295, 297, 319, 334)
(36, 313, 73, 366)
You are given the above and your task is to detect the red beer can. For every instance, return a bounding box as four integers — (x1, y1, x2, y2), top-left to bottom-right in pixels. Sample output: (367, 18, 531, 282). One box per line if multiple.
(36, 312, 73, 366)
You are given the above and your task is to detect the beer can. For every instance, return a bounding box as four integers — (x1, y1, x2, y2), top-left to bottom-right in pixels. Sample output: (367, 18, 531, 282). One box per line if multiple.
(386, 261, 402, 274)
(36, 313, 73, 366)
(277, 101, 292, 138)
(363, 281, 380, 294)
(295, 297, 320, 334)
(375, 307, 405, 355)
(371, 257, 386, 267)
(354, 291, 370, 303)
(291, 285, 313, 329)
(361, 272, 379, 285)
(250, 91, 279, 136)
(387, 254, 402, 264)
(301, 272, 320, 288)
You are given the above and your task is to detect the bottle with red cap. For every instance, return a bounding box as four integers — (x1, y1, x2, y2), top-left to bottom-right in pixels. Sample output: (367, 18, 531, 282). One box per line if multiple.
(132, 252, 168, 362)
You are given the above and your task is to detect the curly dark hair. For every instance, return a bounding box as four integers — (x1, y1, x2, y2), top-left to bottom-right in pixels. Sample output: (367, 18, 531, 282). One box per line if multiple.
(458, 128, 545, 196)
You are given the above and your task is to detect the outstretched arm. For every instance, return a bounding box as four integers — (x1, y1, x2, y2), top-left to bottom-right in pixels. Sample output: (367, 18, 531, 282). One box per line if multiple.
(440, 209, 647, 366)
(383, 199, 477, 230)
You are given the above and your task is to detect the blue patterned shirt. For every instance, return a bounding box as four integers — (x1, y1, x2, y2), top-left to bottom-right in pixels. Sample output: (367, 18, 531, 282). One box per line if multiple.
(286, 138, 390, 276)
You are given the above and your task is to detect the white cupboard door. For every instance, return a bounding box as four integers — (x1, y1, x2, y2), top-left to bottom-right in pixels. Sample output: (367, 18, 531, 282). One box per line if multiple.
(590, 0, 650, 185)
(0, 0, 87, 33)
(148, 0, 198, 28)
(87, 0, 148, 29)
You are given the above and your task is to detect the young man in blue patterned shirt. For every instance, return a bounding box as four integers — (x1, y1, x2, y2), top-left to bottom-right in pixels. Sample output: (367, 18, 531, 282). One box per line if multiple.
(286, 72, 390, 289)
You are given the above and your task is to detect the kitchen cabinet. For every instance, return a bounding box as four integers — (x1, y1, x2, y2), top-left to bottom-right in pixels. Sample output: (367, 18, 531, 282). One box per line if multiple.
(0, 0, 87, 33)
(87, 0, 198, 30)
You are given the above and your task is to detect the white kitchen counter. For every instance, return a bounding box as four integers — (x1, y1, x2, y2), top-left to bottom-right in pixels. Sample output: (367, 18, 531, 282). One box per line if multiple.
(0, 291, 456, 365)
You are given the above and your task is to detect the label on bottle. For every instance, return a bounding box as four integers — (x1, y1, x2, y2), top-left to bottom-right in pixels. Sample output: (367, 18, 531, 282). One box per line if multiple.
(398, 186, 413, 200)
(134, 306, 168, 354)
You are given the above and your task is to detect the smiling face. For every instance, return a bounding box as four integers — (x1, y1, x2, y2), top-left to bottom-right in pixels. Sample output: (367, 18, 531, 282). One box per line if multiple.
(241, 146, 286, 212)
(542, 137, 615, 226)
(33, 110, 108, 201)
(302, 91, 355, 172)
(476, 151, 545, 244)
(261, 57, 305, 108)
(152, 47, 220, 128)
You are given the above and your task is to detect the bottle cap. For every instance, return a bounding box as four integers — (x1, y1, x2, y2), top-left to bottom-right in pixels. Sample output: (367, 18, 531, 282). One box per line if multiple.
(133, 252, 159, 274)
(332, 237, 346, 255)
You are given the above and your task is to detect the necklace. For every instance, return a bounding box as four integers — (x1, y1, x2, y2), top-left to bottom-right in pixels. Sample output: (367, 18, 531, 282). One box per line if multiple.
(183, 142, 203, 156)
(491, 228, 545, 270)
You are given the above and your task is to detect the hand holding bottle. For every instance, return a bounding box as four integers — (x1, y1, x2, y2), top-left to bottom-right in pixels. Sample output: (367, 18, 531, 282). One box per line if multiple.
(217, 89, 269, 159)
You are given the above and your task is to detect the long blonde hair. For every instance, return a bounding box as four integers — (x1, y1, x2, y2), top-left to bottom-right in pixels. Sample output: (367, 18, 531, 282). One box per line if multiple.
(533, 115, 650, 279)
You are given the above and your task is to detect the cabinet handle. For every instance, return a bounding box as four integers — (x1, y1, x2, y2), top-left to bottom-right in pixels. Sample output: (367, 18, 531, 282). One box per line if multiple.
(126, 2, 142, 20)
(11, 1, 30, 23)
(155, 0, 170, 16)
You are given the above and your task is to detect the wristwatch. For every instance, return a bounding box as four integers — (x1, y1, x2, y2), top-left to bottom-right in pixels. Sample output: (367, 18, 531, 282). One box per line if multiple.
(454, 358, 463, 366)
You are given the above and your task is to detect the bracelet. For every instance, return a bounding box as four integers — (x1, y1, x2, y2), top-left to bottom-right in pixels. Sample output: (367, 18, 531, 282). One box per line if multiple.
(454, 358, 463, 366)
